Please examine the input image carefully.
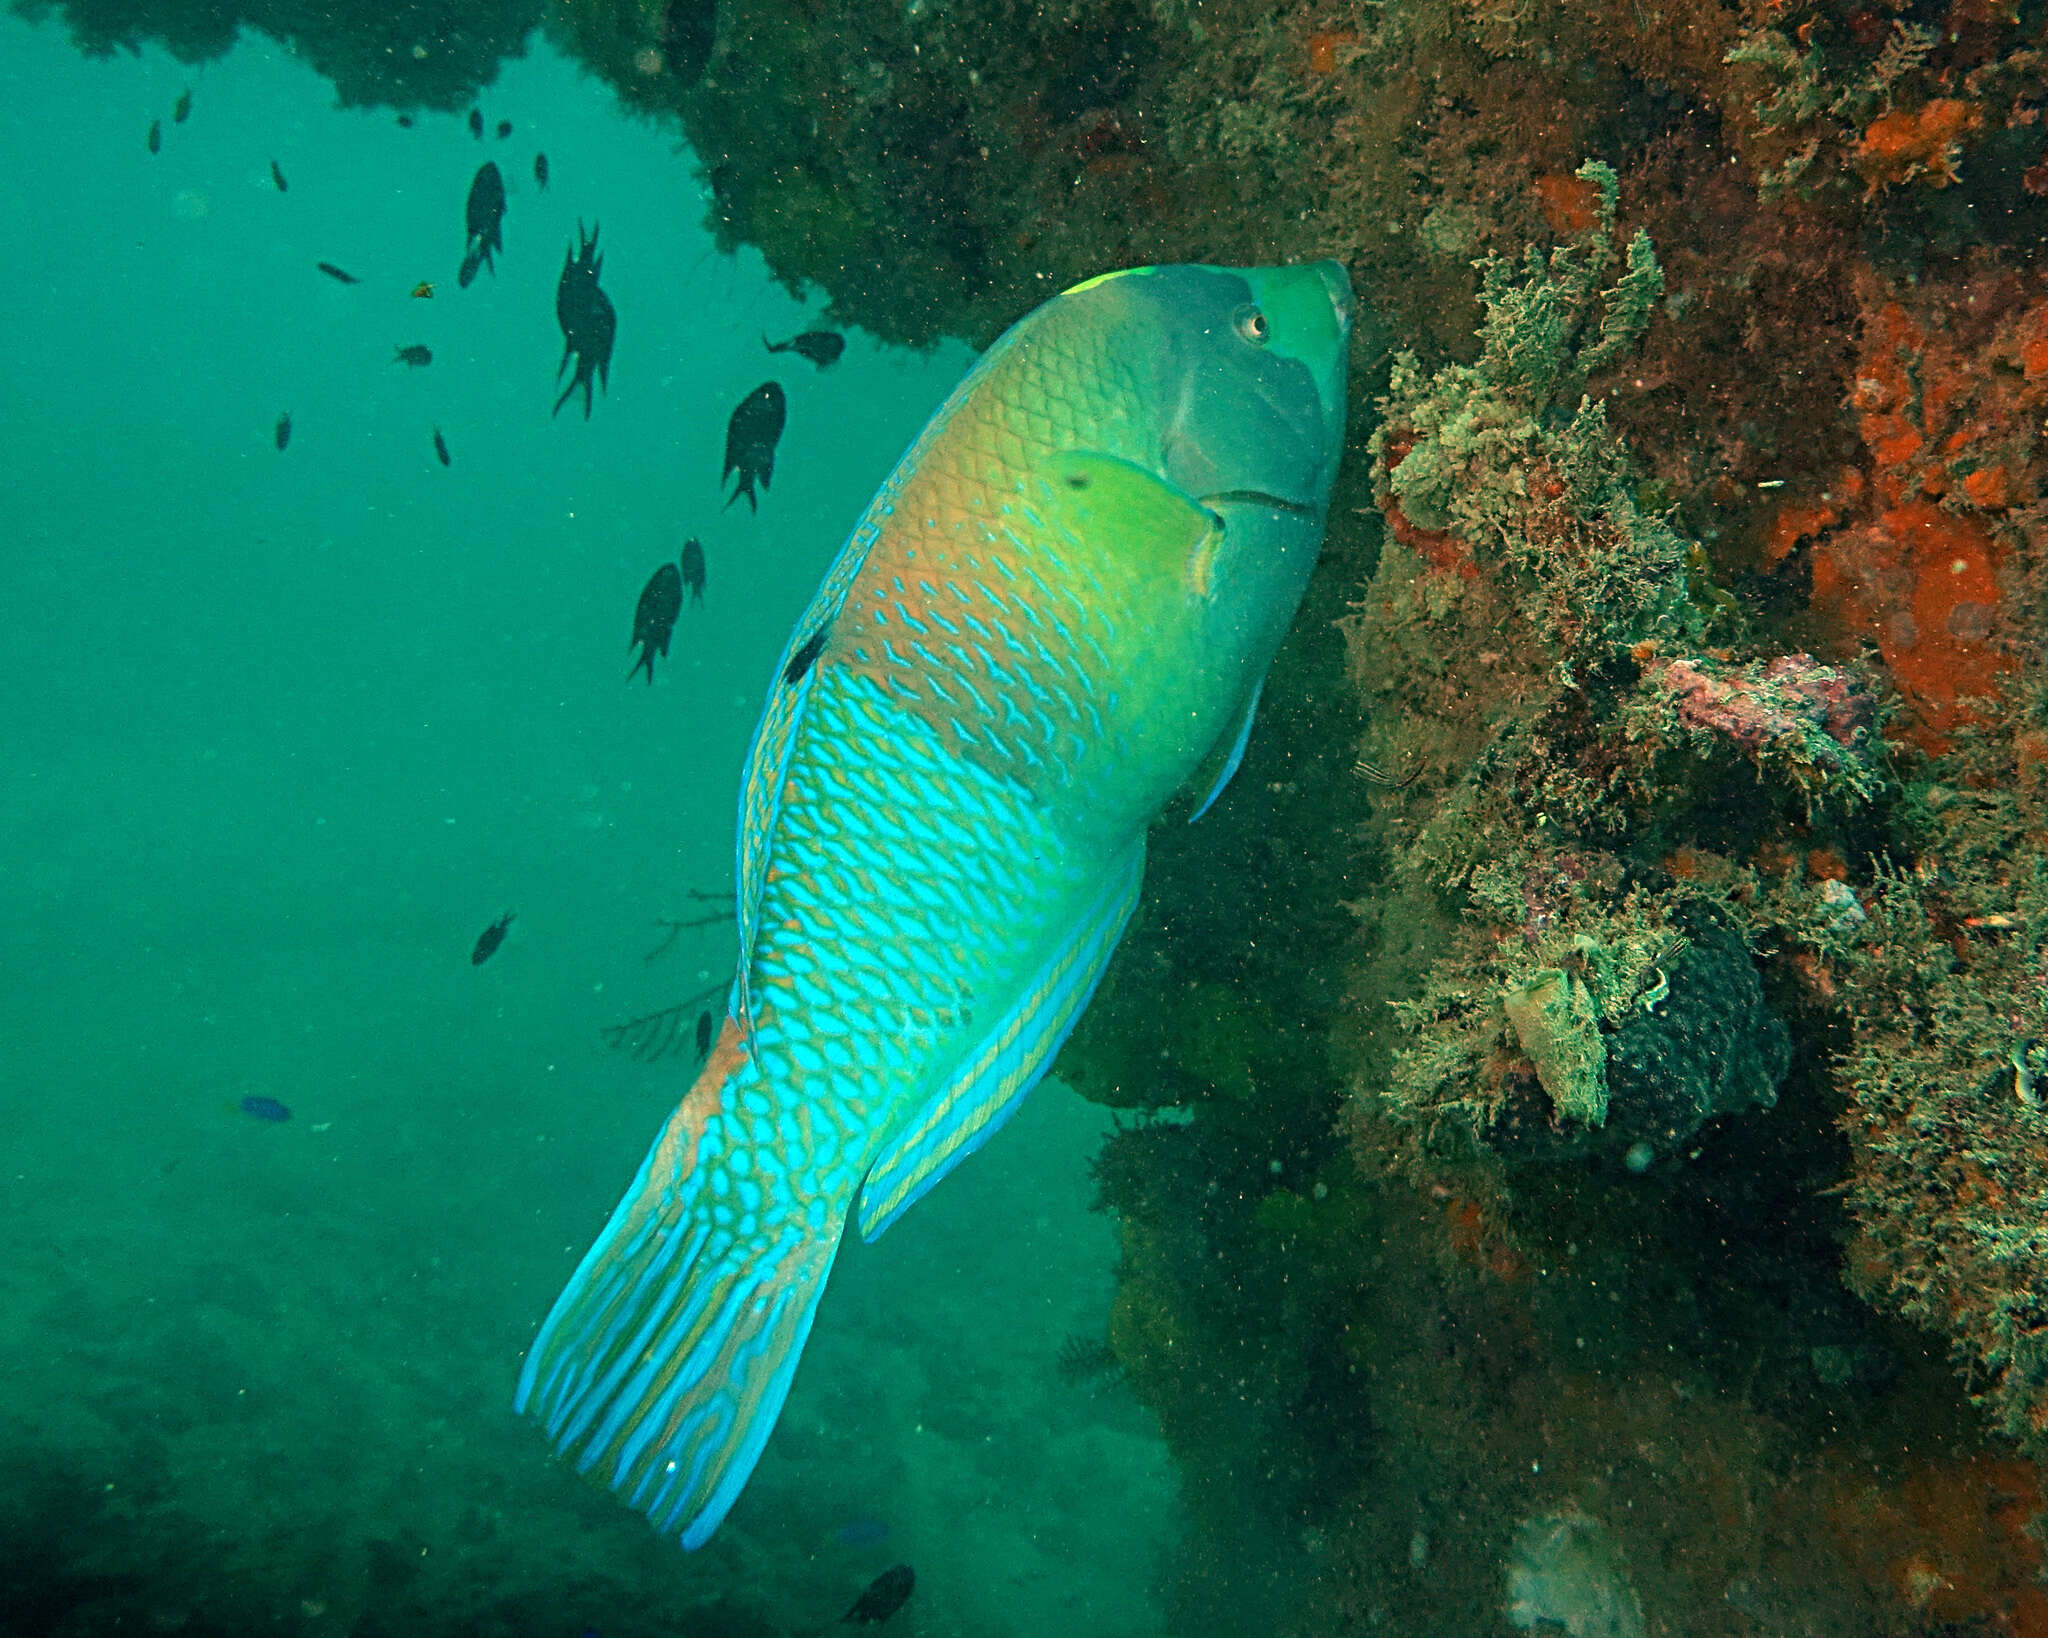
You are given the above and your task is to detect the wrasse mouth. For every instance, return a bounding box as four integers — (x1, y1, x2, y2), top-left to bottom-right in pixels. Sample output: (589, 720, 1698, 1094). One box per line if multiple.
(1201, 488, 1317, 517)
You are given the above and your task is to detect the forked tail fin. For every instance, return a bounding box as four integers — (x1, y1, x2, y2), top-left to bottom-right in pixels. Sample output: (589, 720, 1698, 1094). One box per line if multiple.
(515, 1022, 843, 1548)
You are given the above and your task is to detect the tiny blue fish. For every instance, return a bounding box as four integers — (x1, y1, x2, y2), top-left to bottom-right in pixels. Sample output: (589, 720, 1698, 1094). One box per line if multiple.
(239, 1095, 292, 1122)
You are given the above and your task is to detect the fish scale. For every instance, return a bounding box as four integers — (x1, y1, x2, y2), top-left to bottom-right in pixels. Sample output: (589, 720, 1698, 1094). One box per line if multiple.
(517, 260, 1352, 1548)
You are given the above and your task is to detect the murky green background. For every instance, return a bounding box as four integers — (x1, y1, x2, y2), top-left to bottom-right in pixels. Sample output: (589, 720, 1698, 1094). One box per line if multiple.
(0, 19, 1174, 1634)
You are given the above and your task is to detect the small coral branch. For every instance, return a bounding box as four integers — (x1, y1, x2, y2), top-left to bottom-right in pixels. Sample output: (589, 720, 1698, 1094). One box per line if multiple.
(602, 979, 729, 1064)
(643, 907, 734, 963)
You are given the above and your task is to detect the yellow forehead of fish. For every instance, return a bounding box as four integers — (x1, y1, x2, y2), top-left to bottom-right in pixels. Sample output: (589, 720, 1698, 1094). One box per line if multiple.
(1058, 261, 1351, 375)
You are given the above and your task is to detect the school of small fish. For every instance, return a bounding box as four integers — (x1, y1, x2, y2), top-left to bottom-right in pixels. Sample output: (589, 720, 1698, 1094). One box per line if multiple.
(145, 80, 826, 710)
(140, 87, 836, 1004)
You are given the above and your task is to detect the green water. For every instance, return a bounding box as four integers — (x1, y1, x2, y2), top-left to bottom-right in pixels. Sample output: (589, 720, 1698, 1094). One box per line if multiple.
(0, 20, 1174, 1633)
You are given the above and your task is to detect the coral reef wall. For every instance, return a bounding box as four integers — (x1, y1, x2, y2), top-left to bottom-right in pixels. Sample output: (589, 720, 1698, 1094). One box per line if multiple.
(38, 0, 2048, 1629)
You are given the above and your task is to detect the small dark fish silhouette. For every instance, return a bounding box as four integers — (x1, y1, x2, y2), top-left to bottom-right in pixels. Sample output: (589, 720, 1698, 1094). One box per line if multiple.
(412, 281, 434, 299)
(764, 329, 845, 369)
(843, 1565, 914, 1625)
(147, 119, 161, 154)
(173, 87, 192, 124)
(394, 344, 432, 368)
(460, 160, 506, 288)
(397, 113, 415, 128)
(433, 427, 451, 466)
(468, 107, 484, 140)
(533, 151, 549, 191)
(472, 912, 515, 965)
(270, 159, 288, 192)
(496, 119, 513, 140)
(239, 1094, 293, 1123)
(694, 1009, 713, 1060)
(723, 382, 787, 512)
(680, 536, 706, 604)
(275, 411, 292, 451)
(783, 627, 826, 686)
(554, 220, 617, 419)
(316, 261, 360, 285)
(629, 562, 684, 684)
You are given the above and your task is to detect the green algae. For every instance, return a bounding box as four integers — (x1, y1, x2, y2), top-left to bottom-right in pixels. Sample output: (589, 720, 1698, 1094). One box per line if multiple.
(1501, 966, 1608, 1128)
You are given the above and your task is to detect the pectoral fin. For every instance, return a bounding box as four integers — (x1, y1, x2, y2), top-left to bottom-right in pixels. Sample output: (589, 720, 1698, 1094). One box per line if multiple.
(1187, 675, 1265, 822)
(1032, 451, 1221, 591)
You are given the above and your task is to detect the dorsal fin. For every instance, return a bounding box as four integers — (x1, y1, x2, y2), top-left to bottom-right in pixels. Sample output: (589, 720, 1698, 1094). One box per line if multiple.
(732, 340, 1027, 1027)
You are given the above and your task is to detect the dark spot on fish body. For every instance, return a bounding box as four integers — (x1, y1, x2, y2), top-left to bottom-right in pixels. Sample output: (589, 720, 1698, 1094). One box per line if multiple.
(397, 113, 415, 128)
(496, 119, 512, 140)
(146, 119, 161, 154)
(468, 108, 483, 139)
(275, 411, 292, 451)
(842, 1564, 914, 1624)
(239, 1095, 292, 1123)
(433, 427, 450, 466)
(270, 159, 287, 192)
(783, 627, 827, 686)
(394, 345, 432, 368)
(472, 913, 515, 965)
(533, 152, 550, 191)
(173, 87, 191, 123)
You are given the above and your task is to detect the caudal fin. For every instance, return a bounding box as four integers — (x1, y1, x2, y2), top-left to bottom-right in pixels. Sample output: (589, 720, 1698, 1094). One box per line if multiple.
(515, 1028, 843, 1547)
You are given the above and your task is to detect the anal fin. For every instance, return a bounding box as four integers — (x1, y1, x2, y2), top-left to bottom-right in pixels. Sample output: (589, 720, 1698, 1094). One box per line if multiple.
(856, 842, 1146, 1242)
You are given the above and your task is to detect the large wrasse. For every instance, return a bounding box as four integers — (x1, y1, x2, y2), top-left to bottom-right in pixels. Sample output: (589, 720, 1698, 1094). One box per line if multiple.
(516, 260, 1354, 1546)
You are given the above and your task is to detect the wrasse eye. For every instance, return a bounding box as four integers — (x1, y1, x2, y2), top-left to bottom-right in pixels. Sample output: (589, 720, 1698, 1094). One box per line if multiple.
(1233, 305, 1270, 346)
